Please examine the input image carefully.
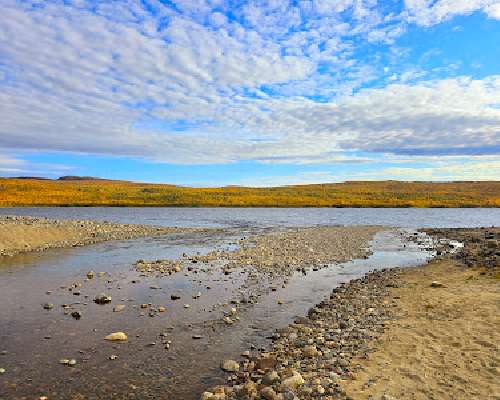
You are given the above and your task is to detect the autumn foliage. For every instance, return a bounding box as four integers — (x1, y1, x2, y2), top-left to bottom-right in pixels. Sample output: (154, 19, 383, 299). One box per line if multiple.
(0, 178, 498, 208)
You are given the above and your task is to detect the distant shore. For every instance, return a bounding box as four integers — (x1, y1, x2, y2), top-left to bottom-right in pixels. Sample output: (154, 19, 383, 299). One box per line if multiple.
(0, 215, 195, 257)
(1, 178, 498, 207)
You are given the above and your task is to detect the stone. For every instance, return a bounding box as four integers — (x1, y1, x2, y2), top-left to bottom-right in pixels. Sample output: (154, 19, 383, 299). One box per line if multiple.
(43, 303, 54, 310)
(200, 392, 214, 400)
(171, 295, 181, 300)
(0, 368, 5, 374)
(304, 345, 318, 357)
(260, 387, 278, 400)
(94, 293, 112, 304)
(71, 311, 82, 320)
(281, 371, 305, 390)
(105, 332, 128, 341)
(86, 271, 95, 279)
(109, 355, 118, 360)
(262, 370, 279, 385)
(255, 356, 277, 371)
(221, 359, 239, 372)
(430, 281, 444, 288)
(158, 306, 166, 312)
(113, 304, 126, 312)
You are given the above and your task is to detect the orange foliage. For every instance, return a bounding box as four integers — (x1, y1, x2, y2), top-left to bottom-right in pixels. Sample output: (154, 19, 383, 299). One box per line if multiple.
(0, 178, 498, 207)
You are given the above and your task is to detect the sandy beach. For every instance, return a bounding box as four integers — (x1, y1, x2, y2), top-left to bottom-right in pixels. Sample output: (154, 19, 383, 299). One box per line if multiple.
(341, 259, 499, 400)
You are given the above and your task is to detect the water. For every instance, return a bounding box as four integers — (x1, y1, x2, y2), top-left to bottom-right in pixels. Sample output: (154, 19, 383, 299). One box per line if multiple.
(0, 207, 498, 228)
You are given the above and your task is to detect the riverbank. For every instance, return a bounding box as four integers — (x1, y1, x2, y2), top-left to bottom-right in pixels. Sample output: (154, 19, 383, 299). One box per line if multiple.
(202, 228, 499, 400)
(0, 215, 194, 256)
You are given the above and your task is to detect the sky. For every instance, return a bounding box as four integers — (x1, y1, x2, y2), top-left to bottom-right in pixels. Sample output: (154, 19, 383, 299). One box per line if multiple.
(0, 0, 499, 186)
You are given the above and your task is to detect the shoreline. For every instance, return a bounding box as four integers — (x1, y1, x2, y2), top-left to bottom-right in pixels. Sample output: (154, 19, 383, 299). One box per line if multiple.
(201, 227, 499, 400)
(0, 215, 200, 257)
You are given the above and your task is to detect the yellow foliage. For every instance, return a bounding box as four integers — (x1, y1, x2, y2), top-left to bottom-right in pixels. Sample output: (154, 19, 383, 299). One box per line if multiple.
(0, 179, 498, 207)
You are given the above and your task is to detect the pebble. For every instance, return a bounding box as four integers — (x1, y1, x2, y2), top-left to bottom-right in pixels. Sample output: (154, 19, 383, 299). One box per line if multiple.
(94, 293, 112, 304)
(43, 303, 53, 310)
(113, 304, 126, 312)
(105, 332, 128, 341)
(71, 311, 82, 320)
(221, 359, 239, 372)
(0, 368, 5, 374)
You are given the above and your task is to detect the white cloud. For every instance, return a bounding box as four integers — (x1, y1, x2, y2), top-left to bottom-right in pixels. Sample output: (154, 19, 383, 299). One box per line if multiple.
(0, 0, 498, 171)
(404, 0, 500, 25)
(238, 159, 500, 186)
(0, 152, 73, 176)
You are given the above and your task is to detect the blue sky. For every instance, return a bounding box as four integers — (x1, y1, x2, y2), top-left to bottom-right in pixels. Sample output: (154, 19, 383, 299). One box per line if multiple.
(0, 0, 499, 186)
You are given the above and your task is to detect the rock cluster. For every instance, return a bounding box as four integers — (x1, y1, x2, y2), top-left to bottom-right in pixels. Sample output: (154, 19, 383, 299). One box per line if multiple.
(203, 269, 401, 400)
(135, 259, 183, 275)
(424, 227, 499, 270)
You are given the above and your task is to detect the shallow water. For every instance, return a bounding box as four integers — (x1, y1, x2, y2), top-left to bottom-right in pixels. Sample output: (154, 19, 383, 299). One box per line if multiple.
(0, 227, 435, 399)
(0, 207, 499, 228)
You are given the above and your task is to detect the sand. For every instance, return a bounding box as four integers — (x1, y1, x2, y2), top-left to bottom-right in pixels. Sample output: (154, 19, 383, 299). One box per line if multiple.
(341, 260, 500, 400)
(0, 215, 191, 256)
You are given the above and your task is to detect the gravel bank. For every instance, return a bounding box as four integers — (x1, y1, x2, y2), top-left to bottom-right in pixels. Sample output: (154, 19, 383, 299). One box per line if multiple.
(0, 215, 197, 256)
(137, 226, 381, 278)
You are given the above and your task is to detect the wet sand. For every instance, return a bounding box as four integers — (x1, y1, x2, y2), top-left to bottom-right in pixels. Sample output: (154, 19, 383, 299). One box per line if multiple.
(0, 216, 196, 256)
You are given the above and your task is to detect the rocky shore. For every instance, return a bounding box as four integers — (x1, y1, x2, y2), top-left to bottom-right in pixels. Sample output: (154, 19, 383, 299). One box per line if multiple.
(0, 215, 195, 256)
(202, 269, 402, 400)
(202, 228, 498, 400)
(423, 227, 499, 270)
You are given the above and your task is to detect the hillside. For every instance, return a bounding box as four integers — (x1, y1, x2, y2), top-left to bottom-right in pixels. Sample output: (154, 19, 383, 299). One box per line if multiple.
(0, 178, 498, 207)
